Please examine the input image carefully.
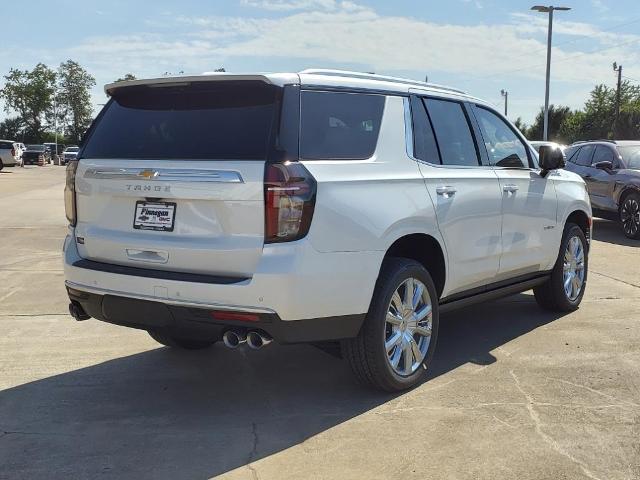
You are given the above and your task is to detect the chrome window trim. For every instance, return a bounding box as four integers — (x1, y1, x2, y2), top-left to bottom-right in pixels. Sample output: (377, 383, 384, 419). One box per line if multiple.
(84, 167, 244, 183)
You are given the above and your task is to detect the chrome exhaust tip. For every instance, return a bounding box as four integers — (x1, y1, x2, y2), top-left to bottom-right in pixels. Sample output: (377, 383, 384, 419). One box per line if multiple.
(222, 330, 246, 349)
(246, 331, 273, 350)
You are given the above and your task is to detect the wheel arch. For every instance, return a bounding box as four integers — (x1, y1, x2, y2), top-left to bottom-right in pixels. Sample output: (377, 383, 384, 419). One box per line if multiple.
(382, 233, 447, 299)
(565, 209, 591, 240)
(618, 186, 640, 210)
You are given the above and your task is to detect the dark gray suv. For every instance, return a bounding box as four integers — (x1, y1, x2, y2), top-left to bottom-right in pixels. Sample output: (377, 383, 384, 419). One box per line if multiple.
(565, 140, 640, 239)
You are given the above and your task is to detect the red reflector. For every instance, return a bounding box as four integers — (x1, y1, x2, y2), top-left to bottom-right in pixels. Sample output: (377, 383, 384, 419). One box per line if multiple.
(211, 311, 260, 322)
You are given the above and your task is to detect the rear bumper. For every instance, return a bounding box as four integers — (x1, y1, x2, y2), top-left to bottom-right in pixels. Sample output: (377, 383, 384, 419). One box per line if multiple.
(67, 286, 364, 344)
(63, 229, 381, 332)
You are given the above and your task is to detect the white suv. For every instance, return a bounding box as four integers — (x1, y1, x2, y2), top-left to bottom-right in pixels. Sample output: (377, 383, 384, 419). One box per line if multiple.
(63, 70, 591, 391)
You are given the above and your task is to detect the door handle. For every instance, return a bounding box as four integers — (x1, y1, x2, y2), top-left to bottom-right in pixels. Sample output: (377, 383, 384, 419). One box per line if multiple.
(436, 186, 457, 198)
(503, 184, 519, 193)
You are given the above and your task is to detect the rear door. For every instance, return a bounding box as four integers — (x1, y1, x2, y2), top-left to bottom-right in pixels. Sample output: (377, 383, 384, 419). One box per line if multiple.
(410, 95, 502, 295)
(75, 80, 288, 278)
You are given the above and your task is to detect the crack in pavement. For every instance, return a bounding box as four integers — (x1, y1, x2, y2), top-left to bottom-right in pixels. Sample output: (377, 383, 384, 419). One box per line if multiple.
(246, 422, 260, 480)
(510, 370, 602, 480)
(591, 270, 640, 289)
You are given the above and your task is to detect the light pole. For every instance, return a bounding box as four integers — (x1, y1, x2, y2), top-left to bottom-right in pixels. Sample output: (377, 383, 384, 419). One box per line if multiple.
(531, 5, 571, 141)
(500, 89, 508, 117)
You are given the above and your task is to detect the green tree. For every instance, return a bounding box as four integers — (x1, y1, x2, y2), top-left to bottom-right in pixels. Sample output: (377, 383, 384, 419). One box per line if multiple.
(0, 63, 56, 143)
(0, 117, 24, 140)
(526, 104, 572, 143)
(57, 60, 96, 144)
(114, 73, 137, 82)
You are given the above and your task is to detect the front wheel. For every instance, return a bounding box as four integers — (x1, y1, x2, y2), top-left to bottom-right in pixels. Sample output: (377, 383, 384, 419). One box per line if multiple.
(620, 192, 640, 239)
(534, 223, 588, 312)
(343, 258, 439, 392)
(148, 330, 217, 350)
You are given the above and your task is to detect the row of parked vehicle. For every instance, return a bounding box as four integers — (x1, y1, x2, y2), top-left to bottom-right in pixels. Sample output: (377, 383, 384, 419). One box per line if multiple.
(0, 140, 79, 170)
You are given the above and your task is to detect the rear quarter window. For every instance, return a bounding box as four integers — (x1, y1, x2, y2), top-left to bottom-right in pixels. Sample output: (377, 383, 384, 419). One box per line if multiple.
(299, 91, 385, 160)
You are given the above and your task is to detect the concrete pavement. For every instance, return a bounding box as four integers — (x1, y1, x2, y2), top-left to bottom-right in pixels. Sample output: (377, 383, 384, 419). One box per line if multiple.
(1, 166, 639, 479)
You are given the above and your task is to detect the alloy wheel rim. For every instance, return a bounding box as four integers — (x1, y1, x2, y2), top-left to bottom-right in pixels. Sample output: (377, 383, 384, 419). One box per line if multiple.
(563, 235, 585, 301)
(621, 198, 640, 237)
(384, 278, 432, 376)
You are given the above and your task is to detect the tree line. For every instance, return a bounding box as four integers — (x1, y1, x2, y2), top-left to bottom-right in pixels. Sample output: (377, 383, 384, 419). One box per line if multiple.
(0, 61, 100, 144)
(514, 80, 640, 143)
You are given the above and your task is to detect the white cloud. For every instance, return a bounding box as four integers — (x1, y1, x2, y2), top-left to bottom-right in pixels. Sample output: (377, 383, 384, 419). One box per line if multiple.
(8, 1, 639, 122)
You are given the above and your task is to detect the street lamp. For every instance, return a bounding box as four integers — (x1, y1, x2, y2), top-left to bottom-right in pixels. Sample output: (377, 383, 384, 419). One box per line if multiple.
(500, 89, 508, 117)
(531, 5, 571, 141)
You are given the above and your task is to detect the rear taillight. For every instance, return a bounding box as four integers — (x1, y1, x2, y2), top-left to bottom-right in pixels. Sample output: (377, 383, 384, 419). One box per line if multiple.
(64, 161, 78, 226)
(264, 162, 316, 243)
(11, 147, 15, 157)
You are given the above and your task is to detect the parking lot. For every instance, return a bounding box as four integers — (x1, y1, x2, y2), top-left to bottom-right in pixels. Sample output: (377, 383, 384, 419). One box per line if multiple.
(1, 165, 639, 479)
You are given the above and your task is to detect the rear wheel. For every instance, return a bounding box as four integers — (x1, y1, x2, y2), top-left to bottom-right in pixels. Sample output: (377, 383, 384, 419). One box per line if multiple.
(620, 192, 640, 239)
(534, 223, 588, 312)
(148, 330, 217, 350)
(343, 258, 439, 392)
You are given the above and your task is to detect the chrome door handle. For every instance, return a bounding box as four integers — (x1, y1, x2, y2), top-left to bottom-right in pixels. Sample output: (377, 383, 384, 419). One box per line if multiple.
(503, 184, 519, 193)
(436, 186, 457, 197)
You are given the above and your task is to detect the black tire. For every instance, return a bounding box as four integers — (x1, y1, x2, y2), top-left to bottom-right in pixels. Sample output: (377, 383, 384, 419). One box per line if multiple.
(620, 192, 640, 240)
(148, 329, 217, 350)
(0, 159, 4, 171)
(534, 223, 588, 312)
(343, 258, 439, 392)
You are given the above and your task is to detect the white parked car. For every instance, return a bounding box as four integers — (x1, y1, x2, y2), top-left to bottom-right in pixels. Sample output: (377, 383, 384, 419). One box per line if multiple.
(0, 140, 19, 169)
(63, 70, 592, 391)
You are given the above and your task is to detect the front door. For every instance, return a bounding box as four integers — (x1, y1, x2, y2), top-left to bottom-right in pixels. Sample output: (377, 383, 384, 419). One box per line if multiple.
(470, 105, 558, 277)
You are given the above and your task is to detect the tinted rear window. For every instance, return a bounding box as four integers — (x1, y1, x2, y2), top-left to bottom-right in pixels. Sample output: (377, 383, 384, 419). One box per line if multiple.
(81, 81, 281, 160)
(575, 144, 595, 166)
(299, 91, 385, 160)
(0, 141, 13, 149)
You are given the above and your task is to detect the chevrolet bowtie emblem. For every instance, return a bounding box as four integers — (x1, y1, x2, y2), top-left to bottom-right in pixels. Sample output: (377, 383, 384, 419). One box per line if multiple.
(138, 169, 159, 179)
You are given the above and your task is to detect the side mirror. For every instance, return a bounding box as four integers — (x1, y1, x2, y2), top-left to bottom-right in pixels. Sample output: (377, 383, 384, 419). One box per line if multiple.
(594, 161, 614, 172)
(538, 145, 565, 177)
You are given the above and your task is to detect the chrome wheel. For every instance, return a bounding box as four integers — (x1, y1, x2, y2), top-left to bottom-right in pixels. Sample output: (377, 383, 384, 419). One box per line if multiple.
(563, 236, 585, 301)
(621, 197, 640, 237)
(384, 278, 433, 376)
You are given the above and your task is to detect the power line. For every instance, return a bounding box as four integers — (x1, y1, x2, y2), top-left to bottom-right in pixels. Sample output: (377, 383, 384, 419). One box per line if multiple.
(478, 35, 640, 80)
(622, 75, 639, 83)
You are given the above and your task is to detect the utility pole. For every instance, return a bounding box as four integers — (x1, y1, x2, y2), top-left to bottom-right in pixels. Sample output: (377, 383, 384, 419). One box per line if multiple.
(501, 89, 508, 116)
(532, 5, 571, 141)
(613, 62, 622, 138)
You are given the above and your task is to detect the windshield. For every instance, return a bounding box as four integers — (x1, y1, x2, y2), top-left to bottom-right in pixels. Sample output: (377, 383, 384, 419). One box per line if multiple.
(66, 147, 79, 152)
(619, 145, 640, 169)
(27, 145, 45, 151)
(81, 81, 281, 160)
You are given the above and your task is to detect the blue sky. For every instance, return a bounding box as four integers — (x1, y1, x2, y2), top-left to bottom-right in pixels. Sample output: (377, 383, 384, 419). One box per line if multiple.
(1, 0, 639, 125)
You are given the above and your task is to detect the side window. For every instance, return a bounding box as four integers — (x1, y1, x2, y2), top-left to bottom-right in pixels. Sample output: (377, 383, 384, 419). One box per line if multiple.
(473, 107, 529, 168)
(593, 145, 614, 165)
(575, 144, 595, 166)
(565, 146, 580, 163)
(423, 99, 479, 166)
(299, 91, 385, 160)
(410, 96, 441, 164)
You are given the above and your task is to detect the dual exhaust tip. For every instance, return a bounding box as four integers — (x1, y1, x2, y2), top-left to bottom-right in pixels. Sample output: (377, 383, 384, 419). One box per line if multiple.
(222, 329, 273, 350)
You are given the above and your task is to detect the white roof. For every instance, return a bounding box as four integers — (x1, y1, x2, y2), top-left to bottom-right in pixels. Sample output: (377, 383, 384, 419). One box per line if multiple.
(104, 69, 484, 104)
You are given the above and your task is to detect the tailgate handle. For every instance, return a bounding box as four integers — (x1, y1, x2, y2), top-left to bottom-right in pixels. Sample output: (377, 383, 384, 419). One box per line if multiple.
(126, 249, 169, 264)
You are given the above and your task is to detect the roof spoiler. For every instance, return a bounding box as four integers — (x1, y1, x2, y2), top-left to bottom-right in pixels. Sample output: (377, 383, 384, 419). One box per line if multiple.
(104, 73, 295, 96)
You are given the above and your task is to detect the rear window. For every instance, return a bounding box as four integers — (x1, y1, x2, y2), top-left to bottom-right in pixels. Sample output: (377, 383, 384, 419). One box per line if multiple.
(81, 81, 281, 160)
(299, 91, 385, 160)
(0, 141, 13, 149)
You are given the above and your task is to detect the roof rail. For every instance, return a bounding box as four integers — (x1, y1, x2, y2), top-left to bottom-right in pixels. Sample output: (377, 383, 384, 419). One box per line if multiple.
(299, 69, 467, 95)
(571, 139, 617, 145)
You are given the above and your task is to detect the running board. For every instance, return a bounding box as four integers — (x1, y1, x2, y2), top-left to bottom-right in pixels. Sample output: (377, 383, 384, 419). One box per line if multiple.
(439, 275, 550, 314)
